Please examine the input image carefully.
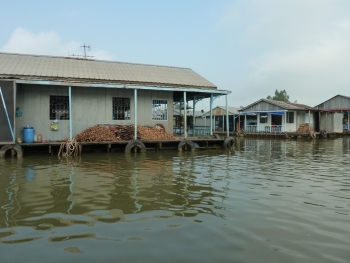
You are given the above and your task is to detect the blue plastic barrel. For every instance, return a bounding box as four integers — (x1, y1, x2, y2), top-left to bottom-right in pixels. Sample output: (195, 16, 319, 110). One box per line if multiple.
(23, 127, 35, 143)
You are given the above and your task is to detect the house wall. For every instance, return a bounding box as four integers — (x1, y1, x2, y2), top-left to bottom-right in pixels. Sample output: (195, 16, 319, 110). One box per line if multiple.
(285, 111, 297, 132)
(334, 113, 344, 132)
(15, 84, 173, 141)
(195, 117, 206, 126)
(319, 112, 343, 132)
(320, 113, 327, 131)
(316, 95, 350, 109)
(296, 111, 315, 130)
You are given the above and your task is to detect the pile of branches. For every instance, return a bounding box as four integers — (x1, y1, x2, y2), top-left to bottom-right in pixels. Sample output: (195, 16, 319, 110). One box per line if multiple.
(75, 125, 175, 142)
(296, 124, 310, 133)
(137, 125, 175, 140)
(114, 126, 135, 141)
(75, 125, 121, 142)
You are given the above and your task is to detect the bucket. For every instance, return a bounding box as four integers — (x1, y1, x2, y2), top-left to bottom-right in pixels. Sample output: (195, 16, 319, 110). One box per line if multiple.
(23, 127, 35, 143)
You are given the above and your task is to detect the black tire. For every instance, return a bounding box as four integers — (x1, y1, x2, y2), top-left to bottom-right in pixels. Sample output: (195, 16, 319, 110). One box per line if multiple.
(14, 144, 23, 157)
(0, 144, 23, 157)
(178, 140, 196, 152)
(125, 140, 146, 153)
(223, 137, 235, 149)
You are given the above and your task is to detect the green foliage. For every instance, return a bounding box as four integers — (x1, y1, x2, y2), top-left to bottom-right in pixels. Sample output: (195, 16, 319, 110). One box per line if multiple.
(267, 89, 290, 102)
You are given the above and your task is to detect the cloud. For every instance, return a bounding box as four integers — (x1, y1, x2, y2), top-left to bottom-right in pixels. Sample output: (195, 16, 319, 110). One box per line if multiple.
(1, 27, 114, 61)
(219, 0, 350, 106)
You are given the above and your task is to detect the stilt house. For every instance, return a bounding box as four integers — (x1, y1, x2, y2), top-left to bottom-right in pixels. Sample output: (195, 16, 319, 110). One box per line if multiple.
(239, 99, 318, 132)
(0, 53, 230, 146)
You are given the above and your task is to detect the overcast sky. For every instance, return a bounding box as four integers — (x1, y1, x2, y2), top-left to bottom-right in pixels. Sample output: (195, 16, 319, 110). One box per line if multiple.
(1, 0, 349, 109)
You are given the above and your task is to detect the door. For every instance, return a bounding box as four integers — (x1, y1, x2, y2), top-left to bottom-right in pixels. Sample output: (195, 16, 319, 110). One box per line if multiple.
(314, 112, 320, 132)
(0, 81, 15, 143)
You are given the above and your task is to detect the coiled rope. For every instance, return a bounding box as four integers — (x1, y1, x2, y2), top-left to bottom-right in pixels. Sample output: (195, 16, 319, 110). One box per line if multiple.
(58, 138, 81, 157)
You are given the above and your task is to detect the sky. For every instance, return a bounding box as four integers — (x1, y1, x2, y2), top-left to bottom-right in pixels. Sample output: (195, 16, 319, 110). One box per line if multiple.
(1, 0, 350, 110)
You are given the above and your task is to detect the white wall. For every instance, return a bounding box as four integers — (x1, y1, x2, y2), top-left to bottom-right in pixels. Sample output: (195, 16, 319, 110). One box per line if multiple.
(16, 84, 174, 141)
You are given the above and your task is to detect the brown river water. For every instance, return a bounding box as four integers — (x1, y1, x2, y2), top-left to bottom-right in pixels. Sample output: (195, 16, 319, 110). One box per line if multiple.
(0, 138, 349, 263)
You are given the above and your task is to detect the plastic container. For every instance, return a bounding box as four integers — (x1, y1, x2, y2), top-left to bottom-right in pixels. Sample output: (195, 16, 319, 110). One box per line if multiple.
(23, 126, 35, 143)
(37, 134, 42, 142)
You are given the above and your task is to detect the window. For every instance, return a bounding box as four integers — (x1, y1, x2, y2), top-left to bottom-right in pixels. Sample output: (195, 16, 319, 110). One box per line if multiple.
(152, 100, 168, 120)
(50, 96, 69, 120)
(260, 113, 267, 123)
(113, 98, 130, 120)
(286, 112, 294, 123)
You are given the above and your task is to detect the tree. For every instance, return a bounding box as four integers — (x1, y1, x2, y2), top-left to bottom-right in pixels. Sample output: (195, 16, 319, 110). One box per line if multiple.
(267, 89, 290, 102)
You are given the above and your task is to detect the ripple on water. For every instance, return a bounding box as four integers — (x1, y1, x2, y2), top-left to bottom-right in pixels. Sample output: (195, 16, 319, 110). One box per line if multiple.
(0, 138, 349, 262)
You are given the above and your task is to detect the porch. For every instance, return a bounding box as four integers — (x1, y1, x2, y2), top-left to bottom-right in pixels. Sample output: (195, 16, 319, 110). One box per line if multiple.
(241, 111, 287, 133)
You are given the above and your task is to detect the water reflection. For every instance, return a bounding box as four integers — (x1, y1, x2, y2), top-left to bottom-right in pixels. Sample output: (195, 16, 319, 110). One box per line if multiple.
(1, 151, 233, 229)
(0, 138, 349, 262)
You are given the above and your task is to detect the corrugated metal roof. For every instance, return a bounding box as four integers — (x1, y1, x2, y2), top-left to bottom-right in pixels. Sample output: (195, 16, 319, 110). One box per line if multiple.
(240, 99, 316, 111)
(217, 106, 240, 114)
(0, 52, 217, 89)
(199, 106, 240, 116)
(314, 94, 350, 108)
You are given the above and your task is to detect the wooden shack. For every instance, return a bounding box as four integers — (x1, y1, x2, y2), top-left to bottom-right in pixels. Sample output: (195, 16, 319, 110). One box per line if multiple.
(0, 52, 230, 154)
(239, 99, 318, 132)
(315, 95, 350, 133)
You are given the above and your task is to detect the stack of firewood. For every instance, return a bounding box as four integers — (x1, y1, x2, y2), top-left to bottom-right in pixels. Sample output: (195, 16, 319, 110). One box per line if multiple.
(75, 125, 121, 142)
(296, 124, 310, 133)
(75, 125, 175, 142)
(137, 125, 175, 140)
(114, 126, 135, 141)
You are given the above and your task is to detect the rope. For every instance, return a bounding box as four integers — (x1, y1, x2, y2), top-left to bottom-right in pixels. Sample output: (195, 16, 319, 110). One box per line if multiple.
(58, 138, 80, 157)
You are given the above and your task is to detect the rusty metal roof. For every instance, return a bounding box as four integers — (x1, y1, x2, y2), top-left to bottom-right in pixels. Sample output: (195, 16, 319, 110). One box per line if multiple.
(0, 52, 217, 89)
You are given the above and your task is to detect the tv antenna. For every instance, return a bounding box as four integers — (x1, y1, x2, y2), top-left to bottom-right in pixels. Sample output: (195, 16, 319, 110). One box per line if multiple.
(68, 43, 94, 59)
(81, 43, 91, 58)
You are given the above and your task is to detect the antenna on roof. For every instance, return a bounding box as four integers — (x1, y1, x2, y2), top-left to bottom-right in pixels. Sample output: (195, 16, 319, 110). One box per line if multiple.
(69, 43, 94, 59)
(81, 43, 91, 59)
